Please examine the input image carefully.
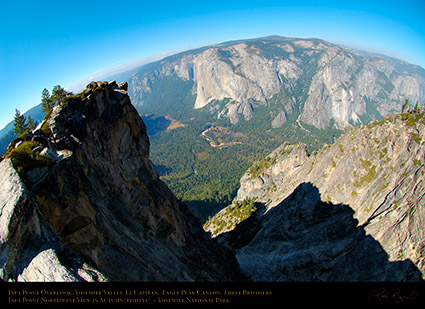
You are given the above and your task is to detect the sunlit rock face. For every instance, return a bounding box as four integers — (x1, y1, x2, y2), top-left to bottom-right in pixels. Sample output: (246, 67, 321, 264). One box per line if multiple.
(129, 36, 425, 129)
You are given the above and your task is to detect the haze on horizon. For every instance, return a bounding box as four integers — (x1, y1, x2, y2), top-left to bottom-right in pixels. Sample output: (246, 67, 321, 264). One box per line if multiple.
(1, 0, 424, 130)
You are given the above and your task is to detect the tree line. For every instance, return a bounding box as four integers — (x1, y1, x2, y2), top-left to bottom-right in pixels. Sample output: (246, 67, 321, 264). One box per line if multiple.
(401, 99, 420, 114)
(13, 85, 71, 137)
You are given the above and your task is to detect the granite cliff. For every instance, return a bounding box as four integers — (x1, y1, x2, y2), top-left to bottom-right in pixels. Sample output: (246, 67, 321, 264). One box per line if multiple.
(128, 36, 425, 129)
(0, 81, 242, 282)
(205, 106, 425, 281)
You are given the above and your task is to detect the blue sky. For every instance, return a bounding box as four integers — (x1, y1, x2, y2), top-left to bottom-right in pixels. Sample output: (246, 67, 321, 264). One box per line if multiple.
(1, 0, 424, 129)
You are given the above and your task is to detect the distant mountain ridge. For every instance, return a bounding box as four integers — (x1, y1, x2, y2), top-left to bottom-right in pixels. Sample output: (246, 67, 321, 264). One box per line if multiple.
(127, 35, 425, 129)
(0, 105, 44, 154)
(0, 104, 43, 138)
(120, 35, 425, 208)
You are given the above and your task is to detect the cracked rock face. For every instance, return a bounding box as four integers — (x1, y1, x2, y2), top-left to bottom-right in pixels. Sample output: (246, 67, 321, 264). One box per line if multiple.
(0, 81, 242, 282)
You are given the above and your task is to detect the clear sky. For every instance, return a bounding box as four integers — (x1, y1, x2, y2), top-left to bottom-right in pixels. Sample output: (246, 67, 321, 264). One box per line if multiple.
(1, 0, 424, 129)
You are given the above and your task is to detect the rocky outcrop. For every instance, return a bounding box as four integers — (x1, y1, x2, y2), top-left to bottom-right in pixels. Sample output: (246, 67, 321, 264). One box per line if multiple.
(234, 182, 422, 281)
(0, 81, 242, 282)
(0, 158, 104, 282)
(205, 107, 425, 281)
(128, 36, 425, 129)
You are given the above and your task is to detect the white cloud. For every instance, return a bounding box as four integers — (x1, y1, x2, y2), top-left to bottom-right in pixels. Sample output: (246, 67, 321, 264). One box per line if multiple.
(66, 48, 191, 93)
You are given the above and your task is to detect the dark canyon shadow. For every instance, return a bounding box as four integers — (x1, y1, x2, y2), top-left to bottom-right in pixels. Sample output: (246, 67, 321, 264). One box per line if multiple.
(218, 182, 423, 281)
(142, 114, 171, 136)
(186, 200, 230, 223)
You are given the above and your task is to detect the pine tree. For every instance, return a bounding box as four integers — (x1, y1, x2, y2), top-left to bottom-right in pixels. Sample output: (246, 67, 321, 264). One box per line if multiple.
(41, 88, 53, 116)
(41, 85, 72, 118)
(51, 85, 71, 104)
(27, 116, 38, 131)
(414, 101, 419, 113)
(402, 99, 409, 113)
(13, 109, 29, 136)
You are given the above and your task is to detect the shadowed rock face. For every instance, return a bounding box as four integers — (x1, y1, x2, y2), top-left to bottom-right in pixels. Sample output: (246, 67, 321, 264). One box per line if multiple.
(222, 183, 423, 281)
(234, 112, 425, 278)
(206, 108, 425, 281)
(0, 81, 242, 282)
